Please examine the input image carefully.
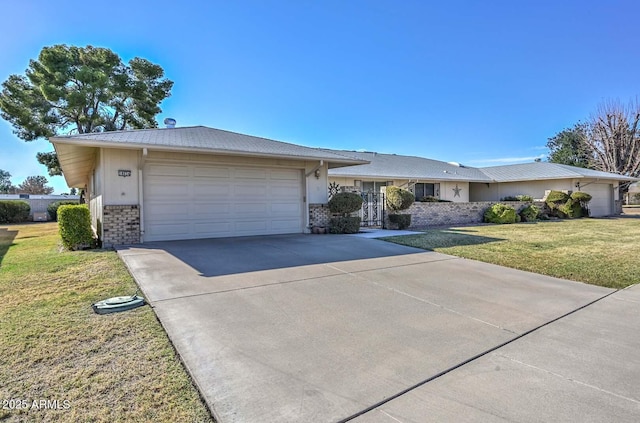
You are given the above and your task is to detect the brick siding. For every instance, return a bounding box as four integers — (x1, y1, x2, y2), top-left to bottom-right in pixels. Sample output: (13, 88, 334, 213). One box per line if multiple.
(102, 205, 140, 247)
(398, 201, 548, 228)
(309, 203, 331, 228)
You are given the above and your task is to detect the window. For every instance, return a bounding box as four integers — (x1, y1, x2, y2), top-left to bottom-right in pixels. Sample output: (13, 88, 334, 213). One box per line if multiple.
(361, 181, 387, 193)
(414, 183, 440, 199)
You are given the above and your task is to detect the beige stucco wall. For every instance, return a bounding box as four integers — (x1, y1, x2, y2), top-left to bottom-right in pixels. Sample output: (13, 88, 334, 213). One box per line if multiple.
(88, 149, 104, 238)
(102, 149, 141, 206)
(470, 179, 619, 202)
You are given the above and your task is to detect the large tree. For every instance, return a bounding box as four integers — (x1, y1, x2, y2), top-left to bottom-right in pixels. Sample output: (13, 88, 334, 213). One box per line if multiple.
(0, 169, 15, 193)
(586, 99, 640, 182)
(546, 122, 592, 168)
(0, 44, 173, 176)
(17, 175, 54, 195)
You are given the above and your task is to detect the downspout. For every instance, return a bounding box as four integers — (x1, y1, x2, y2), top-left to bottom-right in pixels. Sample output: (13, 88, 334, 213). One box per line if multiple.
(138, 148, 147, 242)
(304, 160, 324, 232)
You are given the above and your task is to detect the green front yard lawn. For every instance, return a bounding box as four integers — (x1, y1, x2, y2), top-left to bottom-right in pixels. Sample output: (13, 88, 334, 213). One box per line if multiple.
(384, 218, 640, 289)
(0, 223, 212, 422)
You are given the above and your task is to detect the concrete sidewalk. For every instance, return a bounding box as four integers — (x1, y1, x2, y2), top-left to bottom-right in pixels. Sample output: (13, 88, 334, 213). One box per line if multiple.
(117, 234, 640, 422)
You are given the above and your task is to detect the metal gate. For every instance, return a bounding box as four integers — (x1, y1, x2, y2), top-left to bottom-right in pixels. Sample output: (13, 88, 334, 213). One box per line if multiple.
(360, 192, 385, 227)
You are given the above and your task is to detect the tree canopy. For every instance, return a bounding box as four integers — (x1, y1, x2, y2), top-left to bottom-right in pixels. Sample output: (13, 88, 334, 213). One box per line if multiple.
(17, 175, 54, 195)
(547, 98, 640, 191)
(0, 169, 14, 193)
(546, 122, 591, 168)
(0, 44, 173, 176)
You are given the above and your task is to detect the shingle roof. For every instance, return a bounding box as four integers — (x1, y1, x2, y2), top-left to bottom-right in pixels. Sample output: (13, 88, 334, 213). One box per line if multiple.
(479, 162, 636, 182)
(327, 151, 492, 182)
(50, 126, 366, 165)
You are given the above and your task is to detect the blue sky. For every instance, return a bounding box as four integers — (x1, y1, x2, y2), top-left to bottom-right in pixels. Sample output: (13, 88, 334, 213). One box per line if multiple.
(1, 0, 639, 194)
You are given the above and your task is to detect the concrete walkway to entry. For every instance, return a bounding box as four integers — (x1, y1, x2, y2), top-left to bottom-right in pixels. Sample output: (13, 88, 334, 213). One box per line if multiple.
(117, 234, 640, 423)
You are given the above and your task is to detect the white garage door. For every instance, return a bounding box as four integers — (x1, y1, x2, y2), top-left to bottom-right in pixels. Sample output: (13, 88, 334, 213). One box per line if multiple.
(143, 162, 304, 241)
(584, 183, 613, 217)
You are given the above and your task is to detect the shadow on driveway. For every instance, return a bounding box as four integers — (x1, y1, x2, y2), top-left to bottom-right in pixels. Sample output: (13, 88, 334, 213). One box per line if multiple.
(118, 233, 427, 277)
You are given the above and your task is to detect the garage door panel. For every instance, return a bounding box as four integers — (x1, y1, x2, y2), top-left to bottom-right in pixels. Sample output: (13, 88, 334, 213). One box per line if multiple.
(193, 203, 231, 217)
(144, 163, 303, 241)
(270, 202, 301, 214)
(194, 166, 231, 179)
(235, 168, 268, 179)
(147, 164, 189, 177)
(193, 183, 231, 196)
(234, 185, 268, 198)
(583, 184, 613, 217)
(271, 169, 301, 180)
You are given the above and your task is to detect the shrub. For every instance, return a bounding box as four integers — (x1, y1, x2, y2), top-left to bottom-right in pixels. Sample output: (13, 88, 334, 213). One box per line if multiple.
(47, 200, 79, 221)
(0, 201, 30, 223)
(501, 196, 519, 201)
(386, 186, 415, 212)
(58, 205, 94, 250)
(329, 216, 361, 234)
(519, 204, 539, 222)
(545, 191, 571, 218)
(328, 192, 363, 216)
(484, 203, 517, 224)
(516, 194, 533, 202)
(388, 214, 412, 229)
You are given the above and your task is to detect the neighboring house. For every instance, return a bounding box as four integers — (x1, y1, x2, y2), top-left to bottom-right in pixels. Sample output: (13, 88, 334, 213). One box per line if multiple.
(0, 194, 80, 221)
(328, 153, 635, 217)
(327, 151, 491, 202)
(626, 182, 640, 205)
(50, 126, 366, 246)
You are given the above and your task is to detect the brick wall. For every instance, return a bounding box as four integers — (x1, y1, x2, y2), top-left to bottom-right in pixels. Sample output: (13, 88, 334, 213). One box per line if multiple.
(398, 201, 548, 228)
(309, 203, 331, 228)
(102, 205, 140, 247)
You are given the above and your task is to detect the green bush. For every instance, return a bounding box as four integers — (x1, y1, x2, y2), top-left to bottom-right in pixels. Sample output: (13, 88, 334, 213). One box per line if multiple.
(58, 205, 94, 250)
(545, 191, 571, 218)
(328, 192, 363, 216)
(501, 196, 519, 201)
(484, 203, 517, 224)
(516, 195, 533, 201)
(47, 200, 79, 221)
(386, 186, 415, 212)
(329, 216, 361, 234)
(388, 214, 412, 229)
(0, 201, 30, 223)
(519, 204, 539, 222)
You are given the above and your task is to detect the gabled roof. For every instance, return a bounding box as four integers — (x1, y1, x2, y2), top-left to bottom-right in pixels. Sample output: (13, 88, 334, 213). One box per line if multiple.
(50, 126, 368, 187)
(479, 162, 637, 182)
(327, 151, 492, 182)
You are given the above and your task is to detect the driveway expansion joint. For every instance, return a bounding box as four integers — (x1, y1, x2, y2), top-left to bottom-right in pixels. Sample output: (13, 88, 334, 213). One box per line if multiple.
(336, 288, 621, 423)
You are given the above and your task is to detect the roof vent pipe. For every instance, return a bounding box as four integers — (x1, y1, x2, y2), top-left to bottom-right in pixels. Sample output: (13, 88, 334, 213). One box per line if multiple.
(163, 118, 176, 128)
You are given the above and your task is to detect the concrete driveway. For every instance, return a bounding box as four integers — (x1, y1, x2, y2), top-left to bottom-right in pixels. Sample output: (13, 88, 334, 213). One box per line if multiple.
(117, 234, 640, 423)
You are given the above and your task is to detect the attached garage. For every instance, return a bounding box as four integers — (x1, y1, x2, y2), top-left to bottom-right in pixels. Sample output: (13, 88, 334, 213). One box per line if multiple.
(583, 183, 614, 217)
(143, 162, 304, 241)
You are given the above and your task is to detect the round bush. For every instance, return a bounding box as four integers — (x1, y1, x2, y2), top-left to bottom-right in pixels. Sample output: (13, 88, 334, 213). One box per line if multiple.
(519, 204, 539, 222)
(328, 192, 363, 216)
(484, 203, 517, 224)
(329, 216, 361, 234)
(386, 186, 415, 212)
(47, 200, 79, 221)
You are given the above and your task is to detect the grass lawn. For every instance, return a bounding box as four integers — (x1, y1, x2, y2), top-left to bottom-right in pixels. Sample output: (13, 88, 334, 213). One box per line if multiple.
(0, 223, 213, 422)
(383, 218, 640, 289)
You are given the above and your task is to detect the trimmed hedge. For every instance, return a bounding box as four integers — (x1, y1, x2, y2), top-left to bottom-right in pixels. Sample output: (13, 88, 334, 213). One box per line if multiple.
(484, 203, 518, 224)
(0, 201, 30, 223)
(328, 192, 363, 216)
(418, 196, 451, 203)
(47, 200, 79, 221)
(501, 195, 534, 202)
(519, 204, 539, 222)
(386, 186, 415, 212)
(388, 214, 412, 230)
(329, 216, 361, 234)
(58, 205, 94, 250)
(546, 190, 592, 218)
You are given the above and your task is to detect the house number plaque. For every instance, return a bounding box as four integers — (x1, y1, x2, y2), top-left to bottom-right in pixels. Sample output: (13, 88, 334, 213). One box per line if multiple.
(118, 169, 132, 177)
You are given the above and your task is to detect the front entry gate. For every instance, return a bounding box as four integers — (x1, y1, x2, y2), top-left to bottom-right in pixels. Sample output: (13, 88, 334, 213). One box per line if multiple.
(360, 192, 385, 228)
